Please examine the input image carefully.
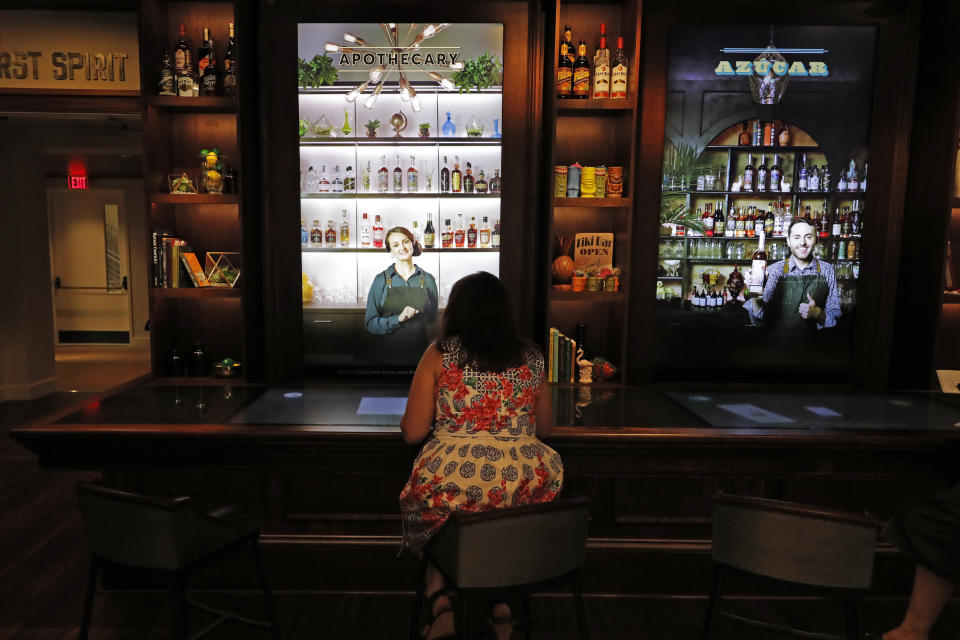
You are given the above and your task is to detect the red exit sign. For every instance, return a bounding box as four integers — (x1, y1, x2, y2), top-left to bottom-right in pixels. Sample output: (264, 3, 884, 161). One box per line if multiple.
(68, 175, 88, 190)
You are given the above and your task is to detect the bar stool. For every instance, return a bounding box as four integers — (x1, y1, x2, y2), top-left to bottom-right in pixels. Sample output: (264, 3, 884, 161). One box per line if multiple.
(410, 497, 591, 640)
(702, 492, 881, 640)
(76, 480, 281, 640)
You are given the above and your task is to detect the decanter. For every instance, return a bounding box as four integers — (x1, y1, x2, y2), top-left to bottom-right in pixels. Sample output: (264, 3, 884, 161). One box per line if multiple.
(492, 118, 502, 138)
(442, 111, 455, 137)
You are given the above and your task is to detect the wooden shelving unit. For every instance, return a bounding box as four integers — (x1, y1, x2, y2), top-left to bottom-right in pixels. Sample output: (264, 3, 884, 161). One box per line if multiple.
(543, 0, 642, 382)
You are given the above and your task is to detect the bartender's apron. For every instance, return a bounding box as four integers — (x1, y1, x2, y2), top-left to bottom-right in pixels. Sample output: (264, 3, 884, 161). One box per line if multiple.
(378, 273, 430, 362)
(766, 260, 829, 334)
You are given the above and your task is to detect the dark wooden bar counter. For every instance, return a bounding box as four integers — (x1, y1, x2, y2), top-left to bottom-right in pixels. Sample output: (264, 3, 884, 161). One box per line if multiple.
(11, 381, 960, 596)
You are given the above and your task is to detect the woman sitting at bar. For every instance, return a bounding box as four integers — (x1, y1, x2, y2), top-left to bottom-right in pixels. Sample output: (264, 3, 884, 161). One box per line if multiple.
(398, 271, 563, 640)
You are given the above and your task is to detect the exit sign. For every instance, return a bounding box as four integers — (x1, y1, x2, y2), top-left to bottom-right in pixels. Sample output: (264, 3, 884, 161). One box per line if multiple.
(68, 175, 88, 190)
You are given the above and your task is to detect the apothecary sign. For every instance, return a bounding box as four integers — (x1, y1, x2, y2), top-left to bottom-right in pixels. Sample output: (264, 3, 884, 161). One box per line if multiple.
(0, 10, 140, 94)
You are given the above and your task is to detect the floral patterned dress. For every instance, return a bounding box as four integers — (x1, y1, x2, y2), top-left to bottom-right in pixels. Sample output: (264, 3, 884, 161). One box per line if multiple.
(399, 337, 564, 552)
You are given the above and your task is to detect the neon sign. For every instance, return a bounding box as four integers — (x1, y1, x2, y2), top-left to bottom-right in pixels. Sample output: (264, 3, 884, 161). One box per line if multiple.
(67, 175, 88, 190)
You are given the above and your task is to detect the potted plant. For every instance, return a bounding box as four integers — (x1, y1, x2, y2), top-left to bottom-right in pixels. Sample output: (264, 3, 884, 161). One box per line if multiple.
(418, 123, 431, 138)
(660, 199, 705, 236)
(452, 52, 503, 93)
(571, 269, 587, 292)
(600, 267, 621, 292)
(663, 141, 708, 191)
(364, 119, 381, 138)
(297, 54, 338, 89)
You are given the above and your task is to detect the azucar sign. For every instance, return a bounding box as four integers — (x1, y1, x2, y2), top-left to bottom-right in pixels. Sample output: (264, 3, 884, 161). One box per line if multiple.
(715, 59, 829, 77)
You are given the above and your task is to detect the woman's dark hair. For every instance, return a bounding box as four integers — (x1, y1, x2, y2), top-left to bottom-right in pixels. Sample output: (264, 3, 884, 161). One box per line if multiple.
(439, 272, 533, 372)
(787, 216, 818, 239)
(385, 226, 422, 256)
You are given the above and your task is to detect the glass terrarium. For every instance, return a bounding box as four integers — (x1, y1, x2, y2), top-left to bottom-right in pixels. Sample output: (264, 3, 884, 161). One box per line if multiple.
(205, 252, 241, 287)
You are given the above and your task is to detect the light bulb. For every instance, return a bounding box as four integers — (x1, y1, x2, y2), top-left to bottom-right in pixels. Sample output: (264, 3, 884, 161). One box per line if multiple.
(343, 33, 366, 46)
(411, 95, 423, 112)
(440, 78, 455, 91)
(363, 92, 379, 109)
(448, 61, 464, 71)
(345, 82, 368, 102)
(400, 88, 410, 102)
(369, 65, 385, 83)
(422, 24, 436, 38)
(324, 42, 340, 53)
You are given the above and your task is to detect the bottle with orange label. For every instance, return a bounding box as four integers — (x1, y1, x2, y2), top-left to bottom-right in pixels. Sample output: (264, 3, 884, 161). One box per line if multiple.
(572, 40, 591, 99)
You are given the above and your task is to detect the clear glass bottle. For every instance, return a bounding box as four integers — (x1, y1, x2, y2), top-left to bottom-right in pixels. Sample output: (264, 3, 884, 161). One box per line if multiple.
(318, 165, 330, 193)
(479, 216, 491, 246)
(360, 212, 371, 247)
(158, 50, 176, 96)
(331, 165, 344, 193)
(377, 155, 388, 192)
(440, 156, 450, 192)
(591, 23, 610, 99)
(344, 165, 356, 192)
(340, 209, 350, 247)
(406, 155, 418, 192)
(454, 214, 466, 247)
(305, 166, 319, 194)
(411, 220, 421, 245)
(372, 214, 384, 248)
(362, 160, 371, 192)
(491, 218, 501, 247)
(489, 169, 502, 194)
(393, 154, 402, 192)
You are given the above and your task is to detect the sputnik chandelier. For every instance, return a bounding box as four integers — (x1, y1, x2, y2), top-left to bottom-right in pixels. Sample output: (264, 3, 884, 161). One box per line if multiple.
(325, 23, 464, 111)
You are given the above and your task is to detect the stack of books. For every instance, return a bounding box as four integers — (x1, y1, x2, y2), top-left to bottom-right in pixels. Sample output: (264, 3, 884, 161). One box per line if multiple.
(547, 327, 578, 383)
(151, 232, 209, 288)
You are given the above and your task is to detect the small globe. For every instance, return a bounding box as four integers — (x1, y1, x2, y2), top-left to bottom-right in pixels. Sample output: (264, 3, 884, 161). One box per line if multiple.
(389, 111, 407, 132)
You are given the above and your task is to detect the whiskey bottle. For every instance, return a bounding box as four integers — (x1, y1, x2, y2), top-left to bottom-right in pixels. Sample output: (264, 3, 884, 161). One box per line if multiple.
(340, 209, 350, 247)
(324, 219, 337, 246)
(424, 213, 436, 248)
(743, 154, 755, 192)
(158, 50, 176, 96)
(223, 22, 237, 97)
(372, 214, 384, 248)
(310, 219, 322, 246)
(467, 216, 478, 248)
(200, 37, 218, 96)
(592, 24, 610, 99)
(360, 212, 371, 247)
(557, 42, 573, 99)
(440, 156, 450, 192)
(831, 208, 842, 237)
(393, 154, 402, 192)
(490, 169, 502, 194)
(475, 169, 488, 194)
(407, 155, 418, 192)
(331, 165, 344, 193)
(454, 213, 466, 247)
(757, 154, 768, 192)
(749, 229, 767, 294)
(610, 37, 627, 99)
(562, 25, 575, 64)
(463, 162, 475, 193)
(479, 216, 491, 246)
(819, 209, 830, 238)
(491, 218, 501, 247)
(764, 209, 774, 236)
(174, 24, 190, 75)
(451, 156, 462, 193)
(441, 219, 453, 248)
(176, 49, 195, 97)
(745, 207, 755, 237)
(572, 40, 591, 99)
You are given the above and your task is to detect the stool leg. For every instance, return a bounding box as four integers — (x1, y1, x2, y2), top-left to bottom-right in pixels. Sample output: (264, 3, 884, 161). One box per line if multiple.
(172, 571, 188, 640)
(251, 536, 282, 640)
(409, 557, 429, 640)
(79, 555, 99, 640)
(572, 572, 589, 640)
(701, 565, 725, 640)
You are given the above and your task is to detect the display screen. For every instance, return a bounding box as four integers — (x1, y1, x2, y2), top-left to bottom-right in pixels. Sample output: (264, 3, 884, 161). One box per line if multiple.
(297, 22, 504, 376)
(653, 25, 876, 381)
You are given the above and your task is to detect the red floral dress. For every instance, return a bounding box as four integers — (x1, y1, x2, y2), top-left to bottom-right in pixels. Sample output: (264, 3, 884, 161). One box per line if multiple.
(399, 337, 564, 552)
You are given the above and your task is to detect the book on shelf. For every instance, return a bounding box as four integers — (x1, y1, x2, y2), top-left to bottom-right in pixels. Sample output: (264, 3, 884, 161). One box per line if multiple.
(180, 252, 210, 287)
(152, 232, 200, 288)
(547, 327, 577, 383)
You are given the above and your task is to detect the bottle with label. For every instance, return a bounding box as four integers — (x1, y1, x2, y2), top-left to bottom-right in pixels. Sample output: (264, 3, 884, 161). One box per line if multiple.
(822, 164, 831, 192)
(557, 42, 573, 99)
(831, 208, 842, 237)
(491, 219, 501, 247)
(454, 214, 466, 247)
(424, 213, 436, 248)
(572, 41, 591, 98)
(764, 209, 774, 236)
(440, 156, 450, 192)
(467, 216, 478, 248)
(407, 155, 418, 192)
(372, 214, 384, 248)
(393, 154, 402, 192)
(305, 166, 319, 193)
(592, 24, 610, 99)
(377, 155, 388, 192)
(783, 203, 793, 233)
(848, 161, 860, 192)
(480, 216, 491, 246)
(757, 154, 768, 192)
(200, 37, 218, 96)
(743, 154, 755, 192)
(451, 156, 462, 193)
(197, 28, 211, 76)
(819, 209, 830, 238)
(798, 154, 809, 192)
(340, 209, 350, 246)
(714, 202, 725, 237)
(158, 50, 176, 95)
(363, 160, 371, 192)
(773, 203, 784, 236)
(809, 165, 820, 192)
(837, 172, 847, 192)
(769, 154, 781, 192)
(463, 162, 475, 193)
(562, 25, 575, 64)
(360, 212, 371, 247)
(300, 218, 308, 246)
(331, 165, 344, 193)
(749, 229, 768, 294)
(174, 24, 190, 74)
(317, 165, 330, 192)
(738, 121, 751, 146)
(324, 220, 337, 246)
(411, 220, 421, 245)
(702, 204, 714, 237)
(223, 22, 237, 97)
(861, 163, 868, 192)
(441, 219, 453, 248)
(177, 49, 195, 97)
(344, 165, 356, 192)
(475, 169, 488, 194)
(610, 37, 628, 99)
(745, 207, 755, 237)
(310, 219, 322, 246)
(490, 168, 502, 194)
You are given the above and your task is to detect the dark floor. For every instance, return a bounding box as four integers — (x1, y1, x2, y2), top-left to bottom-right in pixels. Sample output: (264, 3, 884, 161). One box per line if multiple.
(3, 390, 960, 639)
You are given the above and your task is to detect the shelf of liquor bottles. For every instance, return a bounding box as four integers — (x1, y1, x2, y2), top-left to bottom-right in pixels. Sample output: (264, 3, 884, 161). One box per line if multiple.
(552, 196, 631, 208)
(301, 193, 500, 199)
(300, 138, 502, 147)
(301, 247, 499, 253)
(665, 190, 867, 199)
(555, 97, 636, 112)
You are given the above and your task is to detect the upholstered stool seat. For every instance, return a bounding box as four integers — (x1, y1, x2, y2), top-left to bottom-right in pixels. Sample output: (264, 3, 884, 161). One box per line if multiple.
(410, 497, 590, 639)
(76, 480, 281, 640)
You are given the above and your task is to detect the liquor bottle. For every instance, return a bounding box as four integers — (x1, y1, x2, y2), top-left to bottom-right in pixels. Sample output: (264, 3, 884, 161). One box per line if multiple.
(197, 28, 212, 80)
(317, 165, 330, 193)
(440, 156, 450, 192)
(223, 22, 237, 97)
(305, 166, 319, 193)
(325, 219, 337, 245)
(782, 203, 793, 233)
(158, 50, 176, 95)
(738, 121, 751, 146)
(340, 209, 350, 246)
(454, 213, 466, 247)
(798, 154, 808, 192)
(424, 213, 436, 248)
(557, 42, 573, 99)
(174, 24, 190, 74)
(769, 154, 782, 192)
(411, 220, 422, 245)
(479, 216, 491, 246)
(592, 24, 610, 99)
(848, 162, 860, 192)
(407, 155, 418, 192)
(372, 214, 385, 248)
(310, 219, 322, 245)
(822, 165, 831, 192)
(819, 209, 830, 238)
(861, 163, 868, 192)
(702, 204, 714, 237)
(809, 165, 820, 192)
(393, 154, 402, 192)
(200, 37, 218, 96)
(725, 207, 735, 237)
(749, 229, 767, 294)
(451, 156, 462, 193)
(377, 155, 388, 192)
(743, 154, 755, 192)
(491, 218, 501, 247)
(344, 165, 356, 192)
(463, 162, 475, 193)
(562, 25, 575, 64)
(475, 169, 488, 194)
(757, 154, 768, 192)
(467, 216, 478, 248)
(764, 209, 774, 236)
(300, 218, 308, 246)
(441, 218, 453, 248)
(360, 212, 371, 247)
(774, 203, 784, 236)
(714, 202, 725, 237)
(177, 49, 195, 97)
(841, 207, 852, 237)
(837, 172, 847, 192)
(831, 208, 842, 237)
(745, 207, 755, 237)
(331, 165, 344, 193)
(572, 40, 591, 99)
(362, 161, 371, 192)
(735, 207, 745, 238)
(490, 168, 502, 194)
(610, 37, 627, 99)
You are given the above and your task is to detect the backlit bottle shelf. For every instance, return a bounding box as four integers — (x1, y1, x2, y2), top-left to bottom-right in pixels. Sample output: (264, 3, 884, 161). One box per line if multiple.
(301, 193, 501, 199)
(300, 137, 502, 146)
(301, 247, 499, 253)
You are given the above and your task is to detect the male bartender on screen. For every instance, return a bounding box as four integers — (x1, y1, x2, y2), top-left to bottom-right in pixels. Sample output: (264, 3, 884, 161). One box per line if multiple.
(747, 217, 841, 331)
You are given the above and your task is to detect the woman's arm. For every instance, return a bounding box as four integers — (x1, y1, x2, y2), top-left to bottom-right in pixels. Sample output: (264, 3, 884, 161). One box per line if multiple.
(364, 273, 399, 334)
(534, 381, 554, 438)
(400, 343, 442, 444)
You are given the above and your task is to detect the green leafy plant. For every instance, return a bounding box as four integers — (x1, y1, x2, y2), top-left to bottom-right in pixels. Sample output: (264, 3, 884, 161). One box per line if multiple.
(297, 54, 338, 88)
(452, 53, 503, 93)
(419, 123, 430, 131)
(364, 119, 380, 131)
(660, 198, 705, 234)
(663, 142, 710, 187)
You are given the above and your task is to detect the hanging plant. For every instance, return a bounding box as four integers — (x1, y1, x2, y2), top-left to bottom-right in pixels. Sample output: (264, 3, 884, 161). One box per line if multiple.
(452, 53, 503, 93)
